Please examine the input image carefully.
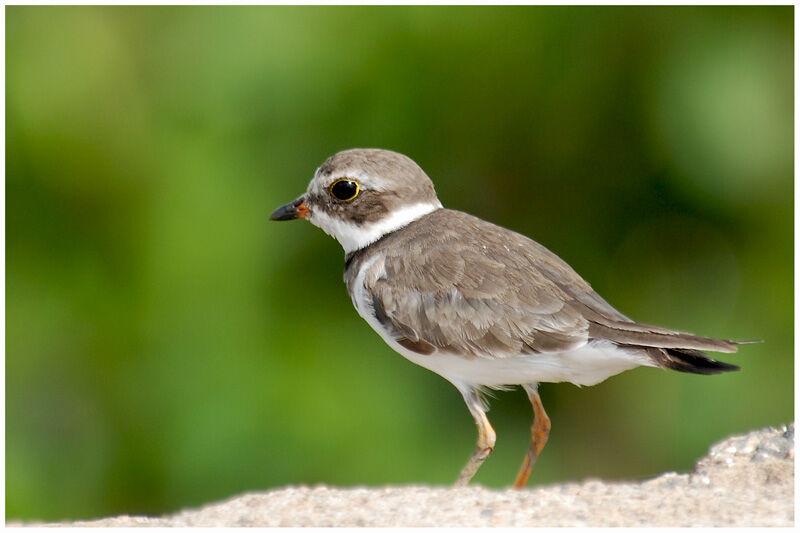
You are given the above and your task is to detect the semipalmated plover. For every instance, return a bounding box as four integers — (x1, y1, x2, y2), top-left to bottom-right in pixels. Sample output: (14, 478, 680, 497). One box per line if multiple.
(271, 148, 746, 487)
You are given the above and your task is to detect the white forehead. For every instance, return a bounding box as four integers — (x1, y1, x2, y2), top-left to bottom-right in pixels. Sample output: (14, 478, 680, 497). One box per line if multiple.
(306, 165, 387, 196)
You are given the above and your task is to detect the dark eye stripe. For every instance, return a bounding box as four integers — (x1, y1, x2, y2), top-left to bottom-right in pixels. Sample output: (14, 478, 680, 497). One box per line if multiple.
(330, 179, 360, 201)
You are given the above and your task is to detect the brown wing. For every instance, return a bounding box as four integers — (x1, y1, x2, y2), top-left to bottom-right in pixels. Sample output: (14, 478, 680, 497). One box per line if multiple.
(362, 211, 590, 359)
(357, 209, 741, 360)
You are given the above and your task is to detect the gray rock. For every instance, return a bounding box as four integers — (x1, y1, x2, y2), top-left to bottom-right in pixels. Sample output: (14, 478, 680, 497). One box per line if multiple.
(14, 424, 794, 527)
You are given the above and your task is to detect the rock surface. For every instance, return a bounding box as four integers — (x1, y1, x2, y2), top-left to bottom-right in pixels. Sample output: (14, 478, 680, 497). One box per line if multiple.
(15, 424, 794, 527)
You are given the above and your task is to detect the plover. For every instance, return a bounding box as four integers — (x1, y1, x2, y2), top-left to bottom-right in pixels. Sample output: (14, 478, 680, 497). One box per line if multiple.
(270, 148, 746, 487)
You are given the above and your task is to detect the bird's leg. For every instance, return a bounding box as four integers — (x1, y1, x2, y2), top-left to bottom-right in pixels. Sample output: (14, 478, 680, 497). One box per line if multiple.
(454, 387, 496, 487)
(513, 383, 551, 488)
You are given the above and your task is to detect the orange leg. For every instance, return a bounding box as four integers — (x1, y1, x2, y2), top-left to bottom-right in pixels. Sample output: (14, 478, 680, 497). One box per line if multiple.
(455, 387, 496, 486)
(513, 384, 551, 488)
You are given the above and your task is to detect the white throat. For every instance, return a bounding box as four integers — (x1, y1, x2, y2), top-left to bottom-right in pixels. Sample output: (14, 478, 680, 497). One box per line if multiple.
(309, 201, 442, 254)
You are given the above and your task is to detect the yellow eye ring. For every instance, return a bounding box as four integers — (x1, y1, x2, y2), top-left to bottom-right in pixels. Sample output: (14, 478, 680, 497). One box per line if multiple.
(329, 179, 360, 202)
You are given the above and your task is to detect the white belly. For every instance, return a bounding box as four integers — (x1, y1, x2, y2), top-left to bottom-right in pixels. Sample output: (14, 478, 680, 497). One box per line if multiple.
(391, 339, 651, 388)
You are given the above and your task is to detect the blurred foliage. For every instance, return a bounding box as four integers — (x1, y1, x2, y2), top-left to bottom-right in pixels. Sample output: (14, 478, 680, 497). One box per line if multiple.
(6, 5, 793, 521)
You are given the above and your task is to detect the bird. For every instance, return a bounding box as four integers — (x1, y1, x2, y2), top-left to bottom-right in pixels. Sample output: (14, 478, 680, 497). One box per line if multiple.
(270, 148, 746, 488)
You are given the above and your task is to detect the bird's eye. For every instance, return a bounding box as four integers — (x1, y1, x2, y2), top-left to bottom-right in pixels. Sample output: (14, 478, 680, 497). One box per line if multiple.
(329, 179, 360, 202)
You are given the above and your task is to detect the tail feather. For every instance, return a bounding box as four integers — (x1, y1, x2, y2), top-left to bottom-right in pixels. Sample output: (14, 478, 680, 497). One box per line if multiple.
(577, 298, 754, 374)
(642, 346, 741, 374)
(588, 320, 742, 353)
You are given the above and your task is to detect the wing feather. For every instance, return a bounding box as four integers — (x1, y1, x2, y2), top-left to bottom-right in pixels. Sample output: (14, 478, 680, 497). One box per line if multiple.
(350, 208, 741, 361)
(360, 212, 590, 359)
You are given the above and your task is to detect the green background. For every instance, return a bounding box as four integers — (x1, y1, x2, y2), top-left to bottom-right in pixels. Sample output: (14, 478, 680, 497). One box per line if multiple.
(6, 6, 793, 522)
